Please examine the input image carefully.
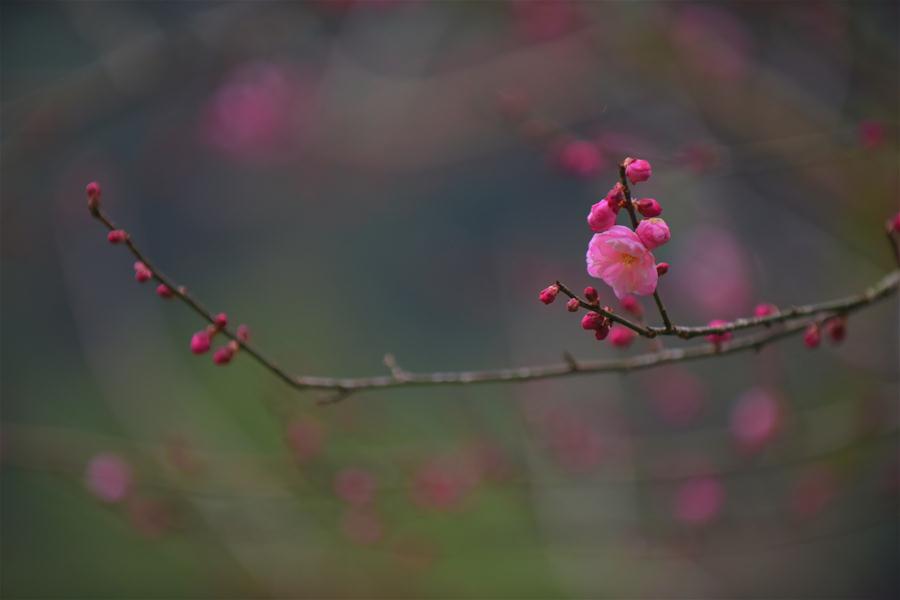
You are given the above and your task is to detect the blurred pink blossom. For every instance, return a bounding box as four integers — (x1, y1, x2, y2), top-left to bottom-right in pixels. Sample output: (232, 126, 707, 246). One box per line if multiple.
(730, 387, 782, 452)
(127, 496, 175, 538)
(411, 459, 475, 511)
(85, 453, 132, 503)
(858, 120, 886, 150)
(556, 139, 605, 178)
(201, 62, 316, 163)
(676, 226, 752, 316)
(285, 418, 326, 463)
(334, 467, 378, 507)
(674, 476, 724, 525)
(540, 407, 604, 473)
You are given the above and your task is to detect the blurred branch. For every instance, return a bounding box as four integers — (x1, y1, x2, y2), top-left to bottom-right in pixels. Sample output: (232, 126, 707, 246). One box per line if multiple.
(89, 199, 898, 401)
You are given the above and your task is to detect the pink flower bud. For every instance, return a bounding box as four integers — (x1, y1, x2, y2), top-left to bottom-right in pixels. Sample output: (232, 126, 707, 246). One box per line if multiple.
(890, 211, 900, 234)
(190, 331, 211, 354)
(605, 182, 626, 207)
(636, 218, 671, 250)
(594, 325, 610, 340)
(581, 311, 607, 331)
(156, 284, 173, 298)
(539, 284, 559, 305)
(236, 324, 250, 342)
(825, 316, 846, 343)
(86, 181, 101, 211)
(609, 325, 635, 348)
(656, 262, 669, 276)
(706, 319, 733, 346)
(566, 298, 579, 312)
(620, 295, 643, 316)
(133, 261, 151, 283)
(803, 324, 821, 349)
(635, 198, 662, 218)
(587, 199, 618, 233)
(583, 286, 598, 303)
(754, 303, 778, 318)
(214, 313, 228, 329)
(558, 140, 603, 178)
(107, 229, 127, 244)
(624, 158, 652, 184)
(213, 346, 234, 365)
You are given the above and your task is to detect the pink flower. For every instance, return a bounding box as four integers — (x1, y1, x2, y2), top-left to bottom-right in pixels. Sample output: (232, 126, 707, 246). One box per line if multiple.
(133, 261, 151, 283)
(656, 262, 669, 276)
(636, 218, 671, 250)
(565, 298, 579, 312)
(580, 312, 606, 331)
(86, 181, 102, 212)
(674, 476, 724, 525)
(583, 286, 598, 303)
(619, 295, 642, 316)
(156, 284, 173, 298)
(190, 330, 211, 354)
(85, 453, 132, 503)
(706, 319, 732, 346)
(624, 158, 652, 184)
(754, 302, 778, 317)
(107, 229, 127, 244)
(587, 199, 618, 233)
(586, 226, 658, 299)
(803, 323, 821, 348)
(635, 198, 662, 218)
(236, 324, 251, 342)
(538, 284, 559, 305)
(605, 182, 625, 207)
(825, 316, 846, 343)
(609, 325, 635, 348)
(890, 211, 900, 233)
(558, 140, 604, 178)
(412, 461, 473, 511)
(214, 313, 228, 329)
(334, 467, 378, 507)
(730, 387, 781, 451)
(213, 346, 234, 365)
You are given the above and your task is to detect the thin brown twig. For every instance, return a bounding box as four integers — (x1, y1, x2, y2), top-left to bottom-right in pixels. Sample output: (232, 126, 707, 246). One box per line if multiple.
(89, 203, 899, 400)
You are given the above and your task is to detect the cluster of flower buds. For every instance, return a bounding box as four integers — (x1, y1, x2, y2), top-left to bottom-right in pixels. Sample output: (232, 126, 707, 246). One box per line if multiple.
(540, 283, 639, 350)
(88, 181, 252, 368)
(804, 315, 847, 349)
(189, 314, 251, 366)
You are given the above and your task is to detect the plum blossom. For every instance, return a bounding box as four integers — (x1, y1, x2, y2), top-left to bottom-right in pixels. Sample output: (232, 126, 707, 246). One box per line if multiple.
(587, 199, 618, 233)
(586, 226, 658, 299)
(730, 387, 781, 451)
(635, 218, 671, 250)
(674, 476, 724, 525)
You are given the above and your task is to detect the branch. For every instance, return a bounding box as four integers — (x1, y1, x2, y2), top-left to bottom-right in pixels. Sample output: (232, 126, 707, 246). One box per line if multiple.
(87, 198, 899, 400)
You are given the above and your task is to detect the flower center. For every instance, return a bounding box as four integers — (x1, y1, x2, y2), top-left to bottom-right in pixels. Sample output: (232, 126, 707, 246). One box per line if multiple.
(620, 253, 638, 266)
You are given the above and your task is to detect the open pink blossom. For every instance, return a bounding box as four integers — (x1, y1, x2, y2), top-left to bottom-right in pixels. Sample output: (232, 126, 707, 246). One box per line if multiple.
(587, 199, 618, 233)
(85, 453, 132, 503)
(586, 226, 658, 299)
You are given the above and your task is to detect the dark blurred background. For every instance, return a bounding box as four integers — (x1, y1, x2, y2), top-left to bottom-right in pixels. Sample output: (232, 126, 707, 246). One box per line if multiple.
(1, 1, 898, 598)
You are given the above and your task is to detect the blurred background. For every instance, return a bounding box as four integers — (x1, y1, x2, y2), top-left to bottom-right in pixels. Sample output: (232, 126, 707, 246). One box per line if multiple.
(2, 1, 898, 598)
